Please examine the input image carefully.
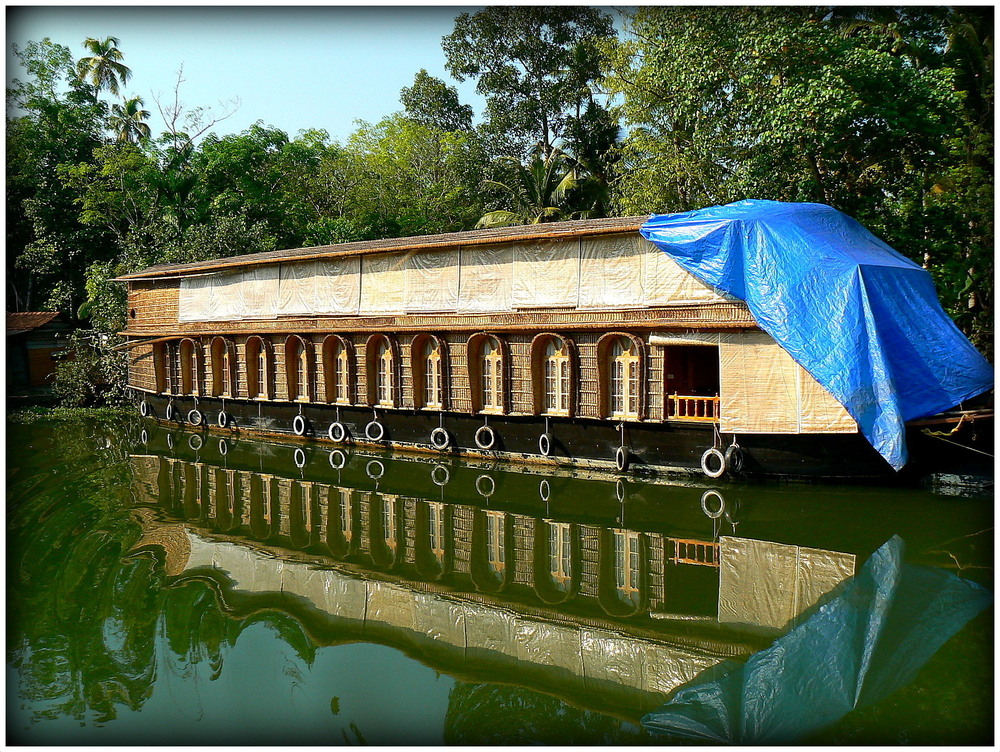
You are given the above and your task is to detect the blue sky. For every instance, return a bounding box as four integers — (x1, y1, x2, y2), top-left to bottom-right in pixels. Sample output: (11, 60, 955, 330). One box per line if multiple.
(7, 6, 497, 144)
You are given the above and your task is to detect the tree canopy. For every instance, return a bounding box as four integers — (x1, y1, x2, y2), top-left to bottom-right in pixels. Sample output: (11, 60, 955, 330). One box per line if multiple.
(603, 6, 992, 354)
(442, 7, 615, 158)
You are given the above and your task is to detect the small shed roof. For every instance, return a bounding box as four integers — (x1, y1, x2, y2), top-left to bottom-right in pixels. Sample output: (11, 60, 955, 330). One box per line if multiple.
(115, 216, 648, 281)
(6, 311, 62, 337)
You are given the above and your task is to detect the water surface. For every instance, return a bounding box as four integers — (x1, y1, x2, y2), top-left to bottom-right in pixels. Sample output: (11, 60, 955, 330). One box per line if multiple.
(6, 412, 993, 745)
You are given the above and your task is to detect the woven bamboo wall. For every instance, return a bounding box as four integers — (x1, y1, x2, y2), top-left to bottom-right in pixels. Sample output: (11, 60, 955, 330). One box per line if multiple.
(448, 336, 472, 413)
(128, 281, 179, 328)
(576, 337, 599, 417)
(129, 343, 157, 392)
(356, 338, 370, 408)
(508, 335, 532, 415)
(274, 344, 288, 401)
(513, 516, 534, 586)
(129, 330, 687, 421)
(647, 345, 666, 422)
(129, 328, 855, 433)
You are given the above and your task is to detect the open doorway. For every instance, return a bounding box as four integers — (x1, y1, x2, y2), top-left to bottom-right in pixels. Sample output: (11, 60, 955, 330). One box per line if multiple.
(664, 345, 720, 420)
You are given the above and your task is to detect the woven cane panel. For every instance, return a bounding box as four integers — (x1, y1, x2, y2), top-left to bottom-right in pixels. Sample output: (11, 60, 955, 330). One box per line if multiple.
(647, 345, 665, 421)
(129, 344, 156, 392)
(508, 337, 533, 415)
(578, 524, 601, 598)
(574, 336, 600, 419)
(648, 535, 666, 605)
(234, 340, 248, 399)
(356, 493, 372, 555)
(719, 332, 800, 433)
(128, 282, 179, 328)
(400, 338, 415, 408)
(356, 339, 369, 407)
(121, 303, 754, 338)
(446, 334, 472, 413)
(402, 499, 417, 562)
(274, 346, 288, 401)
(513, 516, 534, 586)
(452, 507, 473, 574)
(315, 339, 330, 403)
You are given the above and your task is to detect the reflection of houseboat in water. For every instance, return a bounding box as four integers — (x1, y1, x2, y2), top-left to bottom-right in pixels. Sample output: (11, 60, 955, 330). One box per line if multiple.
(117, 206, 992, 480)
(130, 433, 860, 719)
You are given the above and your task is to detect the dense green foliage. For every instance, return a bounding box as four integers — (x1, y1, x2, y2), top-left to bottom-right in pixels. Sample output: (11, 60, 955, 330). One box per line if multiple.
(604, 6, 993, 355)
(442, 7, 615, 159)
(5, 7, 993, 404)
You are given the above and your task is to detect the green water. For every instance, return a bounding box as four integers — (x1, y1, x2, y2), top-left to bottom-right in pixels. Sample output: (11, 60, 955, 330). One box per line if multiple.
(6, 411, 993, 745)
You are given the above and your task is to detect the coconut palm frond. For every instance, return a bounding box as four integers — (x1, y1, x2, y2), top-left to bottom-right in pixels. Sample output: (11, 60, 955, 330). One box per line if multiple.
(109, 96, 152, 143)
(475, 210, 525, 229)
(77, 36, 132, 97)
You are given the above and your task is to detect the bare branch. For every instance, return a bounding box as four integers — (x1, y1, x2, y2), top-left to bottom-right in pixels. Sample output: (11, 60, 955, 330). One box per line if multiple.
(152, 64, 241, 148)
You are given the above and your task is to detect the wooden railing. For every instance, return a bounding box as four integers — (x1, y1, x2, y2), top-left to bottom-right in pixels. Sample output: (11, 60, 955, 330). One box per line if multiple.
(667, 394, 719, 421)
(670, 538, 720, 567)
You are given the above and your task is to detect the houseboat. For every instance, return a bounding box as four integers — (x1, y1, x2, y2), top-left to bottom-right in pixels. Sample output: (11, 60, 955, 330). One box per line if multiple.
(116, 202, 992, 480)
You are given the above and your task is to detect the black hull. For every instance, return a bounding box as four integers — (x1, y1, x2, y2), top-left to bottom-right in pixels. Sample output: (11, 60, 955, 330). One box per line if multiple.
(132, 392, 917, 481)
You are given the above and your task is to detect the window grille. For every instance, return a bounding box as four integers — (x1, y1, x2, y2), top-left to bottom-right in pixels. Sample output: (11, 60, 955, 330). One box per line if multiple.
(482, 337, 503, 413)
(611, 338, 640, 420)
(424, 339, 443, 409)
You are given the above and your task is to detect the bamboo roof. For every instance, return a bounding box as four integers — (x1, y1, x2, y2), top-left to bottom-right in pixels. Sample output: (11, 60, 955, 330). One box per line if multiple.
(6, 311, 63, 336)
(115, 216, 649, 281)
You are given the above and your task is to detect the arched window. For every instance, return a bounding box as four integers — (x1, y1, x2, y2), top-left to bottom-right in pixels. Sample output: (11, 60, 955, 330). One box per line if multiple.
(365, 335, 397, 407)
(530, 334, 573, 416)
(284, 335, 314, 402)
(382, 497, 397, 551)
(467, 334, 506, 414)
(335, 489, 353, 542)
(378, 342, 393, 406)
(210, 337, 236, 397)
(326, 487, 355, 559)
(485, 510, 506, 575)
(179, 339, 202, 395)
(246, 336, 273, 399)
(411, 335, 446, 409)
(545, 340, 571, 414)
(167, 341, 181, 395)
(153, 342, 168, 393)
(613, 529, 642, 607)
(548, 521, 573, 590)
(597, 333, 643, 420)
(370, 494, 401, 568)
(322, 335, 353, 405)
(288, 481, 316, 549)
(483, 338, 503, 412)
(248, 474, 278, 540)
(612, 338, 640, 419)
(427, 501, 446, 563)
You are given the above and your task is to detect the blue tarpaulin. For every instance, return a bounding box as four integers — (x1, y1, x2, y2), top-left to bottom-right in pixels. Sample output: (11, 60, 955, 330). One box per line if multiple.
(640, 200, 993, 470)
(641, 536, 992, 744)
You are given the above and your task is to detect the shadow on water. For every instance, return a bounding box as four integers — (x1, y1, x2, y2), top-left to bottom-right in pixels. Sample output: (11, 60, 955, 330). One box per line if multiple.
(6, 413, 993, 745)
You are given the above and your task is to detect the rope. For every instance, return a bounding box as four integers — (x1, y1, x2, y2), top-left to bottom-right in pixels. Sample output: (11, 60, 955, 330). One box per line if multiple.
(921, 431, 993, 458)
(921, 414, 967, 437)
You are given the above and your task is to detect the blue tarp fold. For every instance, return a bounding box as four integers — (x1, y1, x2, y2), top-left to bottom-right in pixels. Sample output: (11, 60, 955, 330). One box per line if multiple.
(641, 535, 992, 744)
(640, 200, 993, 469)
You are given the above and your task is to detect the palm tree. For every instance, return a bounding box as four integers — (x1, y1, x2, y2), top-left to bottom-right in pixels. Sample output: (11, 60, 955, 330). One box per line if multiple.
(76, 36, 131, 98)
(109, 96, 152, 143)
(476, 149, 578, 228)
